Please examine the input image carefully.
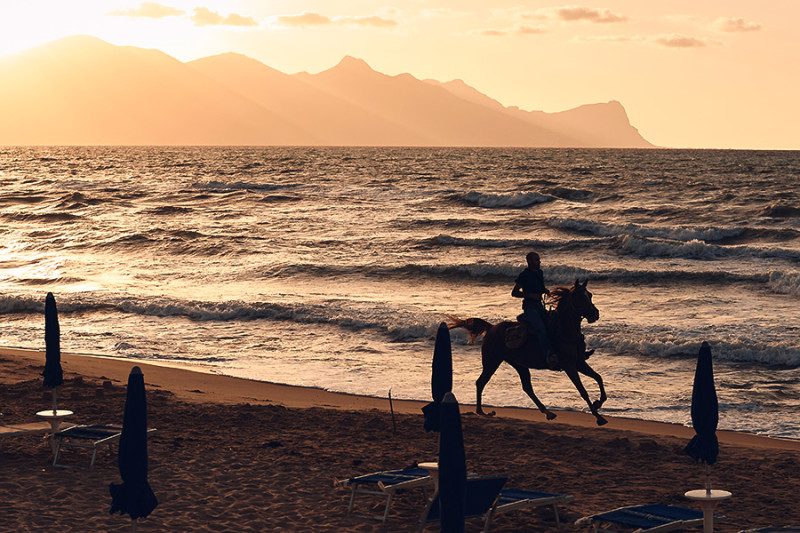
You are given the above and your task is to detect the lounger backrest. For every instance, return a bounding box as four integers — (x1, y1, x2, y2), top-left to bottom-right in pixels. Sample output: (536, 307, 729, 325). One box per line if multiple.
(425, 475, 508, 522)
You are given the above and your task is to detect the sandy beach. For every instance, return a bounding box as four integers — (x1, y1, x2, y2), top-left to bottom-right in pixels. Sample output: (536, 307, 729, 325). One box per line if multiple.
(1, 348, 799, 533)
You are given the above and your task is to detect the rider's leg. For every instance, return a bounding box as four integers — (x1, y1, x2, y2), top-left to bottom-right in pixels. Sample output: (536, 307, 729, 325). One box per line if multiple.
(524, 308, 549, 361)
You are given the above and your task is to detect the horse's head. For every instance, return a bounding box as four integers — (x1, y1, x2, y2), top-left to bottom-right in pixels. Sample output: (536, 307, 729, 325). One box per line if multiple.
(551, 280, 599, 323)
(571, 279, 599, 323)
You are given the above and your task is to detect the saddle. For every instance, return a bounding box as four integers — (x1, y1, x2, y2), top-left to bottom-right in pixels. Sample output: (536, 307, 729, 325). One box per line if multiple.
(504, 314, 560, 369)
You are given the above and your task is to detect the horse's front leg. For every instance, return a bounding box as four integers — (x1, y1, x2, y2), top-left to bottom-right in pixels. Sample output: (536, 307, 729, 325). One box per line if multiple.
(564, 365, 608, 426)
(511, 364, 557, 421)
(577, 359, 607, 411)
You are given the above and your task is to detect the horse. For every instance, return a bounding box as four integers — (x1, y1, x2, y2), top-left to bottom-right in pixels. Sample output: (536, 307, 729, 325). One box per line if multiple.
(475, 279, 608, 426)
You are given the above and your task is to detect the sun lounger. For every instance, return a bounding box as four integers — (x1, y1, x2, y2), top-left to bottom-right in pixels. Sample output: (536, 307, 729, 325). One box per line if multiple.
(739, 526, 800, 533)
(419, 475, 508, 533)
(53, 424, 123, 469)
(335, 466, 434, 523)
(53, 424, 157, 469)
(1, 420, 75, 447)
(1, 421, 61, 438)
(494, 488, 574, 527)
(576, 503, 725, 533)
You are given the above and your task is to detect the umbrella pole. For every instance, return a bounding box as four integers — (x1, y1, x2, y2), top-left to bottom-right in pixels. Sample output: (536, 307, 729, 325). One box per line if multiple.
(51, 387, 58, 415)
(705, 463, 712, 494)
(131, 518, 137, 532)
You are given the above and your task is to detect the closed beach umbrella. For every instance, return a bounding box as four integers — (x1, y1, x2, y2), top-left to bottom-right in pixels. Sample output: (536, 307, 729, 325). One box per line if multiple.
(438, 392, 466, 533)
(422, 322, 453, 432)
(685, 341, 719, 488)
(42, 292, 64, 413)
(110, 366, 158, 529)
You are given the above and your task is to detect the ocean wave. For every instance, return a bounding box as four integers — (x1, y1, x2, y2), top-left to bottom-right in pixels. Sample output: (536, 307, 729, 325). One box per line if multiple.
(588, 327, 800, 367)
(768, 271, 800, 297)
(550, 217, 745, 242)
(542, 186, 595, 202)
(0, 194, 49, 205)
(143, 205, 193, 215)
(425, 234, 610, 251)
(192, 180, 301, 192)
(0, 294, 441, 343)
(762, 203, 800, 218)
(616, 234, 800, 262)
(448, 191, 553, 208)
(1, 212, 82, 223)
(260, 261, 774, 289)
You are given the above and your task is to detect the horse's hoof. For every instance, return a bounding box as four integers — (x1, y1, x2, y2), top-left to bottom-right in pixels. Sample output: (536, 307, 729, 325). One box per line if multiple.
(596, 415, 608, 426)
(477, 410, 496, 417)
(545, 412, 557, 421)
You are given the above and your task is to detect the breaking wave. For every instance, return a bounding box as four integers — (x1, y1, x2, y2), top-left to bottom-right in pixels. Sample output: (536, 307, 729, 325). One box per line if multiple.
(449, 191, 553, 208)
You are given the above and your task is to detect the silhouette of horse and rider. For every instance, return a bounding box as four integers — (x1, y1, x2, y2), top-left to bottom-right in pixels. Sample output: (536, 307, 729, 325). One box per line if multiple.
(449, 251, 608, 426)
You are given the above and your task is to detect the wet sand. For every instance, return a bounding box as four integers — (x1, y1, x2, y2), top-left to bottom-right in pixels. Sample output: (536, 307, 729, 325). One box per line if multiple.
(1, 348, 798, 532)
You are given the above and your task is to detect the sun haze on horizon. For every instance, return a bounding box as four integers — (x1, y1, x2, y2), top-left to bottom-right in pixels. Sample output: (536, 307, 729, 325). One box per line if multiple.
(1, 0, 798, 150)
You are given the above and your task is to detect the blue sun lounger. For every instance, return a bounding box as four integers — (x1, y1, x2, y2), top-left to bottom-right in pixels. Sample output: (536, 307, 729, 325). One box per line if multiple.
(577, 503, 724, 533)
(419, 475, 508, 533)
(335, 466, 434, 523)
(495, 488, 574, 527)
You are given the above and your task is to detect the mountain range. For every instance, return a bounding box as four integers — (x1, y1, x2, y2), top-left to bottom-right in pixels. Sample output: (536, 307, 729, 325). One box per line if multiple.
(0, 35, 653, 147)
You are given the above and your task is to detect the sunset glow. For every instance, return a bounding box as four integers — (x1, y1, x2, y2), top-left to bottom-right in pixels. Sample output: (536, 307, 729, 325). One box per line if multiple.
(1, 1, 798, 149)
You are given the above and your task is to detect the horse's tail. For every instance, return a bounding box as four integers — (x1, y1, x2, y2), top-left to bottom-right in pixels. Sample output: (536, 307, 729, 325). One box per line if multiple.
(445, 314, 468, 330)
(446, 316, 494, 337)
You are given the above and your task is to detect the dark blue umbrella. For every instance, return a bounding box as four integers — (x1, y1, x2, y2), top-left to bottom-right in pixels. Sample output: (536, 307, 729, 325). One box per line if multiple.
(110, 366, 158, 527)
(685, 342, 719, 490)
(42, 292, 64, 413)
(422, 322, 453, 432)
(438, 392, 466, 533)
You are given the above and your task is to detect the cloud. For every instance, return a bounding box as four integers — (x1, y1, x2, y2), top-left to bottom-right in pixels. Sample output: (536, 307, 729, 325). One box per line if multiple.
(271, 11, 398, 28)
(107, 2, 184, 18)
(575, 35, 636, 43)
(337, 15, 398, 28)
(650, 34, 721, 48)
(474, 25, 547, 37)
(713, 17, 762, 33)
(274, 12, 332, 27)
(191, 7, 258, 27)
(551, 5, 629, 23)
(575, 33, 723, 48)
(516, 25, 547, 35)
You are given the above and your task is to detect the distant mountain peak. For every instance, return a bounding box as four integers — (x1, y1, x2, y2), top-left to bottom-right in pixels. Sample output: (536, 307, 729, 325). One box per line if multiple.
(334, 55, 374, 72)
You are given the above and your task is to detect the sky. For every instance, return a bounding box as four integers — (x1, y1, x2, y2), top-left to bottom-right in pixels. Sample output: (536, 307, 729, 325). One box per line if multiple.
(0, 1, 798, 150)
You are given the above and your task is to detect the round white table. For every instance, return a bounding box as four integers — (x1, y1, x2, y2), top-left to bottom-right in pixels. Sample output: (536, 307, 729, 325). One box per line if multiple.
(685, 489, 732, 533)
(419, 462, 439, 493)
(36, 410, 74, 453)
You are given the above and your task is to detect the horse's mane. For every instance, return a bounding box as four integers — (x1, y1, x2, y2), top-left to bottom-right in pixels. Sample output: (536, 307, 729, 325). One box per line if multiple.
(546, 286, 574, 309)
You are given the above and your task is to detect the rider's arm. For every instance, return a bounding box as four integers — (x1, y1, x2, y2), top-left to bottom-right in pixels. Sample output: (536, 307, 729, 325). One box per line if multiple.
(512, 283, 543, 300)
(511, 283, 525, 299)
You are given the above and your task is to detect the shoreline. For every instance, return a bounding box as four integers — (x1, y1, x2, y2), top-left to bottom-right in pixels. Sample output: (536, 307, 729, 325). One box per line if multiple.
(3, 347, 797, 452)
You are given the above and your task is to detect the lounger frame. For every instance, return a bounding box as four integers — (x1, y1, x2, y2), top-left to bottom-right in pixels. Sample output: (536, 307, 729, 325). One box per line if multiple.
(493, 489, 575, 528)
(577, 503, 724, 533)
(336, 467, 433, 524)
(53, 425, 157, 469)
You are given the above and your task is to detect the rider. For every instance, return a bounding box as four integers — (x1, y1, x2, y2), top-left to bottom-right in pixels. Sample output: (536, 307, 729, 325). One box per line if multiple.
(511, 251, 552, 365)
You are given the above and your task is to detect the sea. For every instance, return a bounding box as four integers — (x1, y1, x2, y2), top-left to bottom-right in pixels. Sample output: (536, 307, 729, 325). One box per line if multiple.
(1, 146, 798, 439)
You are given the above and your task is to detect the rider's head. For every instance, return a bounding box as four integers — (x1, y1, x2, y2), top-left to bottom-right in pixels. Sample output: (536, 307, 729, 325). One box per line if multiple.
(526, 251, 540, 269)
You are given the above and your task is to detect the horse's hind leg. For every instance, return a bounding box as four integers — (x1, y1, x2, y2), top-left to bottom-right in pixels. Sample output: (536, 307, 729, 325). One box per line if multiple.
(510, 364, 557, 421)
(476, 358, 501, 417)
(577, 359, 607, 411)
